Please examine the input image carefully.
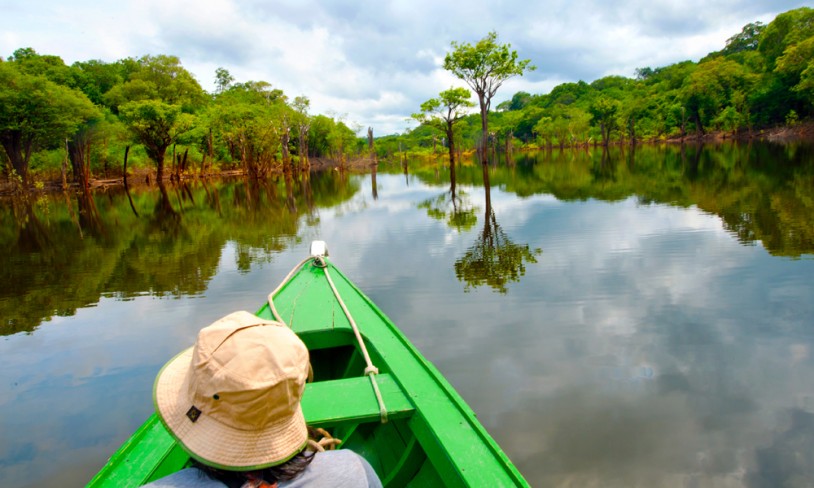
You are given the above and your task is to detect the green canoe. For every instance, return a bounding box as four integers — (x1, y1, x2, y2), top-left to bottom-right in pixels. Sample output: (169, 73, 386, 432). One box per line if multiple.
(88, 242, 528, 487)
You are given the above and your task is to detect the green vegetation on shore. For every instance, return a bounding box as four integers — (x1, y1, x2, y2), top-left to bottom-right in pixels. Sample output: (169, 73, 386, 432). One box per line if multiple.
(1, 7, 813, 190)
(384, 7, 814, 159)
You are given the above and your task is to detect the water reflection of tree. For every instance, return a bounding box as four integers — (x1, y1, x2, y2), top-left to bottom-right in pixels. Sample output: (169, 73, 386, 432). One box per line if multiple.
(591, 147, 617, 183)
(11, 198, 51, 253)
(76, 189, 105, 237)
(149, 180, 181, 235)
(418, 180, 477, 232)
(454, 183, 542, 293)
(0, 174, 359, 336)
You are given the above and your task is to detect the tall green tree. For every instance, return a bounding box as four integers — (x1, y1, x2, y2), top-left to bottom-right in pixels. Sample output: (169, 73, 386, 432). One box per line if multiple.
(207, 81, 288, 178)
(118, 100, 194, 181)
(412, 87, 474, 186)
(214, 67, 234, 94)
(104, 55, 206, 112)
(758, 7, 814, 70)
(443, 31, 534, 163)
(680, 58, 755, 134)
(105, 55, 206, 180)
(0, 63, 99, 186)
(775, 36, 814, 102)
(589, 96, 621, 146)
(723, 22, 766, 55)
(292, 96, 311, 169)
(8, 47, 73, 86)
(69, 59, 123, 106)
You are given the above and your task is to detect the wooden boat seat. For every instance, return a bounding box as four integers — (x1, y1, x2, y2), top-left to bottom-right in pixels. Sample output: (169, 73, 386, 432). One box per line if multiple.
(302, 373, 415, 427)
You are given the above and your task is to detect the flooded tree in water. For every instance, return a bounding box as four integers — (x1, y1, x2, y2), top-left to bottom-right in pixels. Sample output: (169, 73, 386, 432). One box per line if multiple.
(206, 81, 289, 179)
(454, 185, 542, 293)
(444, 31, 534, 165)
(0, 60, 98, 189)
(107, 55, 205, 182)
(292, 96, 311, 171)
(412, 87, 474, 191)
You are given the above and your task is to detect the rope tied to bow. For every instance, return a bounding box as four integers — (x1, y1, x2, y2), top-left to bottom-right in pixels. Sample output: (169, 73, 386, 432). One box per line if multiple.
(268, 255, 388, 424)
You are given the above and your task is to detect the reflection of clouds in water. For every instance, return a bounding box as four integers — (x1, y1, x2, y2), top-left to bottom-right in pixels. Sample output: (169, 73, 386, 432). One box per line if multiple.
(747, 409, 814, 488)
(354, 182, 814, 486)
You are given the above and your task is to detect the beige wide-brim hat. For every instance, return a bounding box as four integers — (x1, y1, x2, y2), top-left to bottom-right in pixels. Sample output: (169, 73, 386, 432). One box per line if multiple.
(153, 311, 310, 470)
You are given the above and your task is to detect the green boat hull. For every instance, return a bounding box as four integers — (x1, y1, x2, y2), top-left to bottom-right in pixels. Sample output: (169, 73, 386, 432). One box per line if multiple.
(87, 255, 528, 487)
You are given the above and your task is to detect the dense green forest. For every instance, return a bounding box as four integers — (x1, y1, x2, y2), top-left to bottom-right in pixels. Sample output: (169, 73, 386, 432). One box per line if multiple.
(1, 7, 813, 189)
(383, 7, 814, 157)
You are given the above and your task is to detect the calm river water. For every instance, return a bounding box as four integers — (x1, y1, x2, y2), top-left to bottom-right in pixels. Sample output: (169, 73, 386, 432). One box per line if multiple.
(1, 142, 813, 487)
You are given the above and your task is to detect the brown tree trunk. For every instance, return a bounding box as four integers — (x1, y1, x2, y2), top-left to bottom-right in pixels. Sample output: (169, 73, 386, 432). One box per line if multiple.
(61, 139, 69, 190)
(281, 126, 291, 175)
(477, 93, 489, 165)
(207, 128, 214, 174)
(367, 127, 376, 164)
(1, 132, 32, 187)
(181, 148, 189, 175)
(446, 123, 456, 190)
(68, 135, 91, 193)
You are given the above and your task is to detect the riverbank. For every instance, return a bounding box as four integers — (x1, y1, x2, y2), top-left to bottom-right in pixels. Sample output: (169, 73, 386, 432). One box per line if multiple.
(3, 123, 812, 197)
(663, 121, 814, 144)
(0, 156, 380, 197)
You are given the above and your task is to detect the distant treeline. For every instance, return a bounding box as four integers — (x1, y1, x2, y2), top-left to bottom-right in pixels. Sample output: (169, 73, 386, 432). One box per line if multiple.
(0, 50, 366, 190)
(381, 7, 814, 158)
(2, 7, 813, 189)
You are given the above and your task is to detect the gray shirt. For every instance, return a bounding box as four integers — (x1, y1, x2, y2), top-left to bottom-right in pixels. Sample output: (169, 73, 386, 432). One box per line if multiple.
(142, 450, 383, 488)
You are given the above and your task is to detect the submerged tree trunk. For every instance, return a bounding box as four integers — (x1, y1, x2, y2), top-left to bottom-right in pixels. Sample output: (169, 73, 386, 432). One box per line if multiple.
(694, 113, 705, 138)
(68, 132, 92, 193)
(1, 132, 32, 188)
(446, 123, 457, 190)
(61, 140, 69, 190)
(367, 127, 376, 164)
(281, 126, 292, 175)
(123, 146, 139, 217)
(478, 93, 489, 166)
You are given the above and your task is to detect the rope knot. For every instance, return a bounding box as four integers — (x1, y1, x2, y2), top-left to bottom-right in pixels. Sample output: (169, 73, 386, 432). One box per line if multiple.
(364, 365, 379, 375)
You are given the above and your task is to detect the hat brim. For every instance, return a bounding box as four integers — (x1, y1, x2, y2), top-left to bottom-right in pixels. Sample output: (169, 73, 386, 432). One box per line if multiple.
(153, 347, 308, 470)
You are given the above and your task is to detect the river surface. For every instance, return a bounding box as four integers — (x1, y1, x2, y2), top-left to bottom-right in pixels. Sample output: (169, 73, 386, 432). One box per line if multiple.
(1, 142, 813, 487)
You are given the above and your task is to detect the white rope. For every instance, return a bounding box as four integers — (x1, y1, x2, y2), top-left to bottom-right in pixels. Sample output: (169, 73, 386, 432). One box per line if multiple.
(268, 255, 389, 423)
(267, 256, 313, 325)
(319, 258, 388, 423)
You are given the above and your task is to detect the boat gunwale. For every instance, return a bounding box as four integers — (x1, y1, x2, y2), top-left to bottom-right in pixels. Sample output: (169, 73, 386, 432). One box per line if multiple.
(263, 258, 528, 487)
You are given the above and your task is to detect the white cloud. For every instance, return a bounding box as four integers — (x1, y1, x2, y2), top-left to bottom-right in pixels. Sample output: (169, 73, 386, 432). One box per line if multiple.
(1, 0, 808, 134)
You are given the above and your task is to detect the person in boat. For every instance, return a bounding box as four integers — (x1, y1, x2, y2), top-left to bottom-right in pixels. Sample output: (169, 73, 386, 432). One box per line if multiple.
(143, 311, 382, 488)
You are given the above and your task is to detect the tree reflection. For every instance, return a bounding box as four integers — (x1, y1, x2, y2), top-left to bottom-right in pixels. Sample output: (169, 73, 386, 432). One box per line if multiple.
(76, 189, 105, 237)
(418, 179, 477, 232)
(150, 180, 181, 235)
(454, 183, 542, 293)
(591, 147, 617, 183)
(12, 198, 51, 253)
(0, 173, 358, 336)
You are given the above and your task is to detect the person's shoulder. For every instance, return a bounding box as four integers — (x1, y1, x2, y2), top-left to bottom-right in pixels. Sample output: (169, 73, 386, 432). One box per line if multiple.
(140, 467, 226, 488)
(281, 450, 382, 488)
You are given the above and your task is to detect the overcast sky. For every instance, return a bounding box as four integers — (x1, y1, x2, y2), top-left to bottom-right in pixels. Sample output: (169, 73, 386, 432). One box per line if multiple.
(1, 0, 808, 135)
